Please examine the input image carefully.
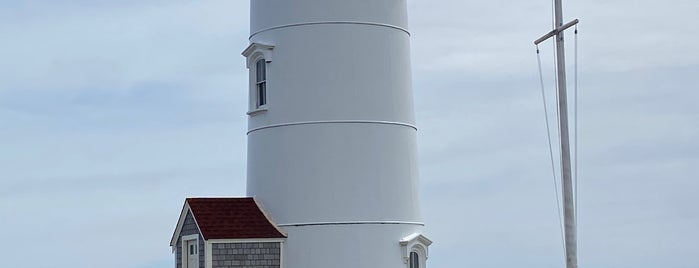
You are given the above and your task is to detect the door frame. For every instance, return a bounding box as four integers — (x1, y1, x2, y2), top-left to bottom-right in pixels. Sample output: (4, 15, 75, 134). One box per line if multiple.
(181, 234, 199, 268)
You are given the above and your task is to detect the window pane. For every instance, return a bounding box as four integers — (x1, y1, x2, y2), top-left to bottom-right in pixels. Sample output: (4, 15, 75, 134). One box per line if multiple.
(261, 60, 266, 80)
(256, 59, 265, 82)
(257, 83, 266, 106)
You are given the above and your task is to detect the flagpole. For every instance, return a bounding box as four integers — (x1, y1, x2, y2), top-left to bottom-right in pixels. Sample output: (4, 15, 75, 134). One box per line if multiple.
(534, 1, 579, 267)
(552, 0, 578, 266)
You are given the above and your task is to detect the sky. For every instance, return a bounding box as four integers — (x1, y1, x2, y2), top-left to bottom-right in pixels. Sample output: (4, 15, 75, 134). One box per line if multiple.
(1, 1, 697, 268)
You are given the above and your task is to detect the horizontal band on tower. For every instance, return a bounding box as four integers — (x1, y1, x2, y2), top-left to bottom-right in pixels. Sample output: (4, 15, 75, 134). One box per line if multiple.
(247, 120, 418, 134)
(277, 221, 425, 227)
(250, 21, 411, 39)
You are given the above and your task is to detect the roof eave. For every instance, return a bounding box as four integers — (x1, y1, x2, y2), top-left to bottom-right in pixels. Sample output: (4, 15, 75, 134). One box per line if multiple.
(252, 197, 288, 238)
(169, 200, 205, 247)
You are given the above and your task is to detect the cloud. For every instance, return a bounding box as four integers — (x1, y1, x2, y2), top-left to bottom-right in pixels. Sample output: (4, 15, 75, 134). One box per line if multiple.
(0, 0, 249, 92)
(1, 0, 698, 268)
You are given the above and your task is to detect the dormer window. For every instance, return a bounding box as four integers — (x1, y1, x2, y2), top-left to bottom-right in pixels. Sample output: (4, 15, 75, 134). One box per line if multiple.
(400, 233, 432, 268)
(242, 42, 274, 115)
(255, 58, 267, 107)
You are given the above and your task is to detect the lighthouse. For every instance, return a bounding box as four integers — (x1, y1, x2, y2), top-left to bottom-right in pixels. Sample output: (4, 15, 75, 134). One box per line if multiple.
(170, 1, 431, 267)
(242, 0, 431, 267)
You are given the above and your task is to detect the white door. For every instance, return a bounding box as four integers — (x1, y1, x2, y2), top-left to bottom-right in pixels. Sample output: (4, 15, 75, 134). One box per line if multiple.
(186, 240, 198, 268)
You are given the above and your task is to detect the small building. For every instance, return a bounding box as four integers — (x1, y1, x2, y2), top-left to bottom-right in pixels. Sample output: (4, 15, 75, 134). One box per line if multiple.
(170, 198, 287, 268)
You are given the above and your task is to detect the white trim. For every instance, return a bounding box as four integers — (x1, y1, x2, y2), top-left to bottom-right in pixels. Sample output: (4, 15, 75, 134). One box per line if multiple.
(181, 239, 186, 268)
(246, 106, 268, 116)
(243, 46, 273, 115)
(182, 234, 200, 241)
(248, 120, 418, 134)
(408, 251, 424, 268)
(205, 240, 213, 268)
(242, 43, 274, 68)
(208, 238, 286, 244)
(249, 54, 267, 113)
(278, 220, 424, 227)
(249, 21, 411, 39)
(280, 240, 285, 268)
(170, 202, 190, 248)
(181, 235, 199, 268)
(400, 233, 433, 267)
(253, 57, 268, 108)
(400, 233, 433, 245)
(170, 202, 205, 247)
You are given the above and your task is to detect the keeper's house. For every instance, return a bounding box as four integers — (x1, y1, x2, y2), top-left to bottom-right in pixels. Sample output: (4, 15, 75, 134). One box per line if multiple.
(170, 198, 287, 268)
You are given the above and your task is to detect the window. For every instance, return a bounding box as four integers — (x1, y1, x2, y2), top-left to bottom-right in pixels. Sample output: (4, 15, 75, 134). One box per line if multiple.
(242, 42, 274, 114)
(409, 252, 420, 268)
(400, 233, 432, 268)
(255, 58, 267, 107)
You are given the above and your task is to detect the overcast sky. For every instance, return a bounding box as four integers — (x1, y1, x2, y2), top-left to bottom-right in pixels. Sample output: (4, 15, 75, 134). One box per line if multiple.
(1, 1, 697, 268)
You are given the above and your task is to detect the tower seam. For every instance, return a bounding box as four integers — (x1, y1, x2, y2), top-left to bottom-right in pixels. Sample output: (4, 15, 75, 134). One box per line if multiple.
(247, 120, 418, 134)
(250, 21, 411, 39)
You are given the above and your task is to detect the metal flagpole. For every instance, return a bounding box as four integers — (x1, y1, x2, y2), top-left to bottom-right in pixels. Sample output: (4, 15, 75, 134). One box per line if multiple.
(534, 2, 579, 268)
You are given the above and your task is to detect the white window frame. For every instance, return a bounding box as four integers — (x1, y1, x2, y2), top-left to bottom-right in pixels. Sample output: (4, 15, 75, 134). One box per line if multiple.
(254, 57, 267, 109)
(242, 43, 274, 115)
(409, 251, 421, 268)
(400, 233, 432, 268)
(408, 247, 426, 268)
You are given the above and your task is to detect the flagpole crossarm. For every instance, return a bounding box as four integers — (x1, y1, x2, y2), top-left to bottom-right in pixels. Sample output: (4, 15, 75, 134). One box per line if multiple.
(534, 19, 579, 45)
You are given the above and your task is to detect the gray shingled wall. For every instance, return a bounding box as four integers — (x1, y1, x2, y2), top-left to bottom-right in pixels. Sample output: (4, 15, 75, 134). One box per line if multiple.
(176, 211, 205, 268)
(211, 242, 281, 268)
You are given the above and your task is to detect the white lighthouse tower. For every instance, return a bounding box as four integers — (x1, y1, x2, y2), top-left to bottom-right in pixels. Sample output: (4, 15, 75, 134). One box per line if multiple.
(242, 1, 432, 267)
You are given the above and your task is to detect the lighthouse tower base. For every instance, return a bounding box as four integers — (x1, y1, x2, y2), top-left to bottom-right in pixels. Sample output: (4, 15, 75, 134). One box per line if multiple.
(280, 224, 429, 267)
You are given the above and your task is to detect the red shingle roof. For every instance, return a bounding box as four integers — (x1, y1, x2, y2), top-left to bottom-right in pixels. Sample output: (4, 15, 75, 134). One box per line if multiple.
(186, 197, 286, 239)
